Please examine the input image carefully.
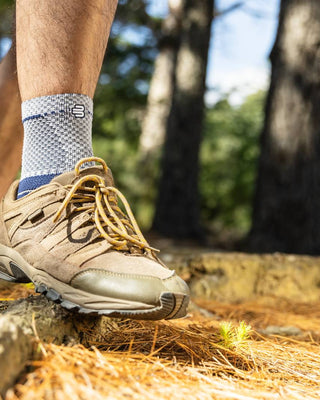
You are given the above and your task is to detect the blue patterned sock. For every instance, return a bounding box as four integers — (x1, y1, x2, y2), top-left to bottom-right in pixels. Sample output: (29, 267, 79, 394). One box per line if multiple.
(17, 93, 94, 199)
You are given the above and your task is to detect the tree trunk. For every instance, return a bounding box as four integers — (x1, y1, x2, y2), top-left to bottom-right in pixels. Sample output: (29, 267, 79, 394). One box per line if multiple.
(249, 0, 320, 254)
(0, 46, 23, 198)
(152, 0, 213, 239)
(139, 0, 184, 159)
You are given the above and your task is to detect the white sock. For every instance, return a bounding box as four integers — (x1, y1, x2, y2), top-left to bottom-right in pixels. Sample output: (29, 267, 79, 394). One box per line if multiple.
(17, 93, 94, 198)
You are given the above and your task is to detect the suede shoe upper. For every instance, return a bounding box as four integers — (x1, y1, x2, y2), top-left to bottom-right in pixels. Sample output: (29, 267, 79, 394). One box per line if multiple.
(0, 157, 189, 305)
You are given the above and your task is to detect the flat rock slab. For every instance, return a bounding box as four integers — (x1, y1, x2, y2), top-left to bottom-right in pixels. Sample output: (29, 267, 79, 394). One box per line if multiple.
(0, 317, 33, 396)
(0, 296, 112, 396)
(1, 251, 320, 395)
(169, 252, 320, 302)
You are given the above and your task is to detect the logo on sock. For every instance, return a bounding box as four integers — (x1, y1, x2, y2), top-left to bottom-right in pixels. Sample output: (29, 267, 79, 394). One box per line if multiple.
(71, 104, 85, 118)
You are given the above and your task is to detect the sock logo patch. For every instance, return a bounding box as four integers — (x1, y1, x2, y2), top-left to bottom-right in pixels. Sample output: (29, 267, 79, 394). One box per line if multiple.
(71, 104, 85, 118)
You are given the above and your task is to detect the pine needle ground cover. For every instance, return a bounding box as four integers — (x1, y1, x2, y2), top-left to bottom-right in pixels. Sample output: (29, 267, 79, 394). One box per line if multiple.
(1, 284, 320, 400)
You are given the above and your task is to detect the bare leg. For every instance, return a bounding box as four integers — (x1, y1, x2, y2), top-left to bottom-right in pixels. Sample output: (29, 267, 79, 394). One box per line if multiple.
(14, 0, 118, 199)
(16, 0, 118, 101)
(0, 46, 23, 198)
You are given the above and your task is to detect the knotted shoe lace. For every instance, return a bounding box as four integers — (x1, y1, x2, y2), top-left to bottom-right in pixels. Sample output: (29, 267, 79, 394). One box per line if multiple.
(0, 157, 189, 320)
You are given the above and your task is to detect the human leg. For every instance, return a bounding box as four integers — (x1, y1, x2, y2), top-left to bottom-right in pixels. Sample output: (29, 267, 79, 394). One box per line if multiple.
(0, 45, 23, 198)
(16, 0, 116, 100)
(16, 0, 117, 197)
(0, 0, 189, 320)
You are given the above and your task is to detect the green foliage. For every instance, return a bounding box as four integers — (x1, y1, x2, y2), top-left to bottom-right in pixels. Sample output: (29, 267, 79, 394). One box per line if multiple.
(0, 0, 266, 238)
(200, 90, 266, 235)
(219, 320, 252, 349)
(92, 1, 158, 229)
(0, 0, 14, 45)
(93, 89, 266, 233)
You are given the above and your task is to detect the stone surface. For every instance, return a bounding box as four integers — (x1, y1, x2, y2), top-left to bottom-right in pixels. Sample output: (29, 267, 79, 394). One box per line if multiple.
(169, 252, 320, 302)
(0, 296, 106, 397)
(0, 317, 32, 397)
(0, 295, 130, 396)
(1, 251, 320, 395)
(260, 325, 303, 337)
(3, 296, 78, 342)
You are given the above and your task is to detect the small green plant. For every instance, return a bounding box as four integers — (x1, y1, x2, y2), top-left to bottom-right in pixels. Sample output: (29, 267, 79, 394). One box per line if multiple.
(219, 321, 252, 349)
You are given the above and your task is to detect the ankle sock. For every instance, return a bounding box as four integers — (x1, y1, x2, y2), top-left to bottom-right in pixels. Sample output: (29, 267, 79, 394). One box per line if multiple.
(17, 93, 94, 199)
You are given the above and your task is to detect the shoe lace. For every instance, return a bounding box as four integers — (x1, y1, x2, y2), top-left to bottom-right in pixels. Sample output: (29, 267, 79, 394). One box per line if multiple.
(53, 157, 159, 255)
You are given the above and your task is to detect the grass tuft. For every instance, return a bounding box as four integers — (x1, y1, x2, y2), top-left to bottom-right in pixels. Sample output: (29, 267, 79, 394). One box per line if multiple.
(219, 320, 252, 349)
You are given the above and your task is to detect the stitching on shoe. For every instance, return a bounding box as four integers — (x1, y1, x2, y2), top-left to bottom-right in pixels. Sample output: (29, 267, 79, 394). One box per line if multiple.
(71, 268, 162, 281)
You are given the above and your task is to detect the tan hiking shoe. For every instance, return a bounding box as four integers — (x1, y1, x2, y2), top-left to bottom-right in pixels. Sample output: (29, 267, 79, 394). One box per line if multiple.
(0, 157, 189, 320)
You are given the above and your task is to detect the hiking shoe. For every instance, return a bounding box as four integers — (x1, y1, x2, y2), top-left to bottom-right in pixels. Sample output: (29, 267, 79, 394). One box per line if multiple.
(0, 157, 189, 320)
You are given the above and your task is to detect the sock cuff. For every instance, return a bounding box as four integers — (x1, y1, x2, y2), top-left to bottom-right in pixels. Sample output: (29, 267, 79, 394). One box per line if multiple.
(19, 92, 94, 197)
(17, 174, 57, 198)
(21, 93, 93, 123)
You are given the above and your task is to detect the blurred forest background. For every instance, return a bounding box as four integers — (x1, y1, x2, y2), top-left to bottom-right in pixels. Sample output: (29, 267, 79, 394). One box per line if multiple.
(1, 0, 319, 255)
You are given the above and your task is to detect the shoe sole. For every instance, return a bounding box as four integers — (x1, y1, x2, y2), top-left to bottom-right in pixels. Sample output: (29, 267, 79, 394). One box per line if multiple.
(0, 244, 189, 320)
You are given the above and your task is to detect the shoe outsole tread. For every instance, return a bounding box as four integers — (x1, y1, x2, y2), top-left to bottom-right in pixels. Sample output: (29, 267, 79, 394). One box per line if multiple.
(0, 267, 189, 320)
(35, 283, 188, 320)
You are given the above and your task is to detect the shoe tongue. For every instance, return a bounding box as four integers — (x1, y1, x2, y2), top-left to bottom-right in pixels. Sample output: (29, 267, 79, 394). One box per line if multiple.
(51, 166, 114, 187)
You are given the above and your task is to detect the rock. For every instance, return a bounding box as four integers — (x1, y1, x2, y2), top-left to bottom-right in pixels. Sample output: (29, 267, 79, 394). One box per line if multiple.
(170, 252, 320, 302)
(0, 317, 33, 396)
(0, 296, 103, 396)
(3, 296, 77, 343)
(0, 294, 131, 396)
(187, 301, 217, 318)
(260, 325, 303, 337)
(1, 251, 320, 395)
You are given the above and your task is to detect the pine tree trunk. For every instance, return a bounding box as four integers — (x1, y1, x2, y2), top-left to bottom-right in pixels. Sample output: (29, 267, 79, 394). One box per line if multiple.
(249, 0, 320, 254)
(0, 46, 23, 198)
(139, 0, 184, 159)
(153, 0, 213, 239)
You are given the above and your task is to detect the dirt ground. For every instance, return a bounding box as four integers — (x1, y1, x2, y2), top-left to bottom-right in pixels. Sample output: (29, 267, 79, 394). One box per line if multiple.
(1, 281, 320, 400)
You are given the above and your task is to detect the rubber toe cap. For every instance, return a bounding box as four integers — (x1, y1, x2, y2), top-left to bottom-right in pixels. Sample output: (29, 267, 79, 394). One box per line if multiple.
(163, 274, 190, 296)
(71, 270, 189, 306)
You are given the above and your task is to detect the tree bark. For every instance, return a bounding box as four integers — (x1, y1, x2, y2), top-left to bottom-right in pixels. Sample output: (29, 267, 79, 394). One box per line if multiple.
(139, 0, 184, 159)
(152, 0, 213, 239)
(0, 46, 23, 198)
(249, 0, 320, 254)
